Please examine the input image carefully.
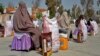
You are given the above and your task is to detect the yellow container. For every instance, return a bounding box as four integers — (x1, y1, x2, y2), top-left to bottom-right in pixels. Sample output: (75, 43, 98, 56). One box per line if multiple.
(59, 36, 68, 50)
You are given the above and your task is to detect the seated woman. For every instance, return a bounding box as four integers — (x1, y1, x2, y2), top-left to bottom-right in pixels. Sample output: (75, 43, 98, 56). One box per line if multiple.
(11, 2, 41, 51)
(73, 15, 88, 42)
(4, 15, 13, 37)
(90, 19, 98, 36)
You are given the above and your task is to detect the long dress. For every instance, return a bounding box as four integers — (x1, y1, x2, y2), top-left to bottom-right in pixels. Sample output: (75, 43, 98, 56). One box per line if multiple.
(11, 32, 31, 51)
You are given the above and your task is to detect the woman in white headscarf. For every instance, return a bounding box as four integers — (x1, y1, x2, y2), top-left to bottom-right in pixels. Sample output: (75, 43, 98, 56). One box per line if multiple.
(4, 15, 13, 37)
(78, 15, 87, 41)
(90, 19, 98, 36)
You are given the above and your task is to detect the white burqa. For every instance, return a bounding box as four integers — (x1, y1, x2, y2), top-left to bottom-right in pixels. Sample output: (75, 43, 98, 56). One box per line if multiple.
(42, 11, 60, 52)
(45, 17, 60, 52)
(4, 15, 13, 37)
(90, 20, 98, 35)
(80, 19, 88, 41)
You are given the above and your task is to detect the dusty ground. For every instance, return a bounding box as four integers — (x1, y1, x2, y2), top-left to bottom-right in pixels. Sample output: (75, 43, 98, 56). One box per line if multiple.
(0, 24, 100, 56)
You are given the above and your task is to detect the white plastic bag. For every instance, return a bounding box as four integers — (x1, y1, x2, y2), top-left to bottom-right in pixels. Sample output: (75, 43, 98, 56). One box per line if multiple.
(46, 17, 60, 52)
(4, 20, 13, 37)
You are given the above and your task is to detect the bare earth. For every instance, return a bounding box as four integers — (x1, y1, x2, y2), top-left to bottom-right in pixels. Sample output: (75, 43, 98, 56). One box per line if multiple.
(0, 24, 100, 56)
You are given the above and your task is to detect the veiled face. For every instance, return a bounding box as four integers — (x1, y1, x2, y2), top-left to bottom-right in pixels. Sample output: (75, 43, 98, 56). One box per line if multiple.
(19, 2, 27, 9)
(18, 1, 28, 16)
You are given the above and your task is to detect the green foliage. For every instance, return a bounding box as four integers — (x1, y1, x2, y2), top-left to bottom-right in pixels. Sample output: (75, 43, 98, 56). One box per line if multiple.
(36, 12, 42, 19)
(45, 0, 62, 19)
(45, 0, 55, 19)
(0, 3, 4, 14)
(49, 7, 56, 19)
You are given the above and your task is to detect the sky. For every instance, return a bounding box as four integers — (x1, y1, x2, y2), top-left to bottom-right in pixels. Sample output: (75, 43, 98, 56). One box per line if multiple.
(0, 0, 99, 11)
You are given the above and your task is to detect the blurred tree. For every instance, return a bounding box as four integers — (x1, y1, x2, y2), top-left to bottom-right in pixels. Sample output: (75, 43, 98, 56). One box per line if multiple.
(67, 9, 71, 16)
(45, 0, 63, 19)
(36, 12, 42, 19)
(85, 8, 94, 18)
(97, 0, 100, 6)
(32, 0, 41, 19)
(58, 5, 63, 15)
(76, 6, 81, 18)
(65, 9, 71, 16)
(72, 4, 77, 19)
(96, 10, 100, 15)
(0, 3, 4, 14)
(80, 0, 94, 18)
(97, 0, 100, 15)
(86, 0, 94, 9)
(45, 0, 56, 19)
(96, 11, 98, 15)
(99, 10, 100, 15)
(80, 0, 86, 14)
(64, 9, 67, 12)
